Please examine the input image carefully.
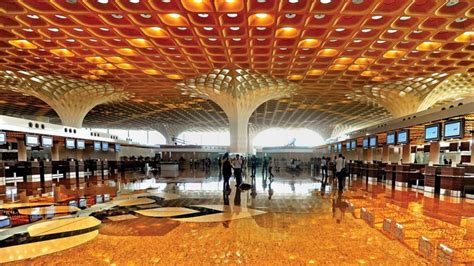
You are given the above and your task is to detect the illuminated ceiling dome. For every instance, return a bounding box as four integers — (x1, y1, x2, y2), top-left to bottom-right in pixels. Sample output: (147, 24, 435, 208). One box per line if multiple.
(178, 68, 299, 98)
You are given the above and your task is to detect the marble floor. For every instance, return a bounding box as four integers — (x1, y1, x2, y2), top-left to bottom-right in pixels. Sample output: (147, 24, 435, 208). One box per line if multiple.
(1, 167, 473, 264)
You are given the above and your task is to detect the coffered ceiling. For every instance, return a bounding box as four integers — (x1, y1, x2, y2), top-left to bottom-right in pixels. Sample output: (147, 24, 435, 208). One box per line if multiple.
(0, 0, 473, 139)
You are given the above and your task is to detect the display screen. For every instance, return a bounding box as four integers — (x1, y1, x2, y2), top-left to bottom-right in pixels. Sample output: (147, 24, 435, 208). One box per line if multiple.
(25, 134, 39, 146)
(397, 131, 409, 144)
(94, 141, 101, 151)
(101, 142, 109, 151)
(363, 138, 369, 149)
(0, 132, 6, 145)
(351, 140, 357, 150)
(68, 200, 77, 207)
(104, 194, 110, 202)
(328, 146, 331, 152)
(41, 136, 53, 147)
(386, 132, 396, 145)
(95, 195, 103, 204)
(425, 124, 440, 141)
(79, 198, 87, 208)
(76, 139, 85, 150)
(346, 142, 351, 150)
(65, 138, 75, 149)
(337, 143, 342, 152)
(369, 136, 377, 147)
(115, 143, 121, 152)
(444, 120, 463, 139)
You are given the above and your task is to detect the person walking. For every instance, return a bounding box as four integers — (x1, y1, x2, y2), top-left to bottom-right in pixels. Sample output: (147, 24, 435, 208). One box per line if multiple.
(335, 154, 346, 192)
(222, 153, 232, 195)
(233, 154, 243, 189)
(321, 156, 328, 184)
(251, 155, 257, 177)
(262, 157, 268, 177)
(268, 157, 274, 180)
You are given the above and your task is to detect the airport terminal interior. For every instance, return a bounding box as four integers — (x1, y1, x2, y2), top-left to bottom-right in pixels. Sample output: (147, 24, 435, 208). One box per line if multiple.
(0, 0, 474, 264)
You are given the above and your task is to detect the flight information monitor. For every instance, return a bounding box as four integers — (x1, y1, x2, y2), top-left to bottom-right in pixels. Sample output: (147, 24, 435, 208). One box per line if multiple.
(337, 143, 342, 152)
(363, 138, 369, 149)
(444, 119, 464, 139)
(25, 134, 39, 147)
(76, 139, 85, 150)
(351, 140, 357, 150)
(65, 138, 75, 149)
(0, 132, 6, 145)
(41, 136, 53, 147)
(102, 142, 109, 151)
(346, 142, 351, 150)
(386, 132, 396, 145)
(425, 124, 441, 141)
(94, 141, 101, 151)
(115, 143, 121, 152)
(369, 136, 377, 148)
(397, 130, 409, 144)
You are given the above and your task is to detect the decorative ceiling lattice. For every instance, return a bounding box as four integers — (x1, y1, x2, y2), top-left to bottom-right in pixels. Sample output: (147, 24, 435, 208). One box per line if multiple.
(0, 0, 472, 138)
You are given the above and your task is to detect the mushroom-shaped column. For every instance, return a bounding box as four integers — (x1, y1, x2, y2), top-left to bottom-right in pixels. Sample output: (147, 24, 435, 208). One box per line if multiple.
(153, 123, 189, 145)
(0, 70, 132, 128)
(179, 68, 298, 153)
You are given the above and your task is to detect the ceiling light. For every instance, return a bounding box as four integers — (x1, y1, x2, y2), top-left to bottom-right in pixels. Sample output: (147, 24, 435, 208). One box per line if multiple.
(203, 27, 213, 30)
(230, 26, 240, 31)
(198, 13, 208, 18)
(66, 0, 77, 3)
(455, 17, 467, 23)
(129, 0, 140, 3)
(55, 14, 67, 19)
(208, 38, 216, 41)
(446, 0, 459, 7)
(285, 14, 296, 19)
(257, 27, 266, 30)
(23, 28, 33, 32)
(161, 0, 171, 2)
(361, 28, 372, 33)
(227, 13, 238, 18)
(371, 15, 383, 20)
(48, 28, 59, 32)
(399, 16, 411, 21)
(99, 27, 109, 31)
(387, 29, 397, 33)
(66, 39, 75, 42)
(289, 0, 299, 3)
(352, 0, 364, 3)
(232, 38, 241, 41)
(177, 27, 187, 30)
(140, 14, 151, 18)
(413, 30, 423, 34)
(376, 40, 386, 43)
(73, 28, 83, 32)
(320, 0, 332, 4)
(257, 0, 267, 2)
(314, 14, 325, 19)
(353, 39, 362, 43)
(111, 14, 123, 19)
(97, 0, 108, 4)
(335, 28, 345, 32)
(27, 14, 39, 19)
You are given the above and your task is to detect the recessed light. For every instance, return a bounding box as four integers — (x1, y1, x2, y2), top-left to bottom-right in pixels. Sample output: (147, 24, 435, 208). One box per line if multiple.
(177, 27, 187, 30)
(446, 0, 459, 7)
(353, 39, 362, 43)
(387, 29, 397, 33)
(256, 27, 266, 30)
(161, 0, 170, 2)
(257, 38, 266, 41)
(289, 0, 299, 3)
(111, 14, 123, 19)
(233, 38, 241, 41)
(23, 28, 33, 32)
(413, 30, 423, 34)
(257, 0, 267, 2)
(129, 0, 139, 3)
(314, 14, 325, 19)
(352, 0, 364, 4)
(140, 14, 151, 18)
(66, 39, 75, 42)
(320, 0, 331, 4)
(455, 17, 467, 23)
(48, 28, 59, 32)
(89, 39, 98, 42)
(203, 27, 213, 31)
(335, 28, 345, 32)
(227, 13, 238, 18)
(361, 28, 372, 33)
(329, 39, 337, 42)
(399, 16, 411, 21)
(208, 38, 216, 41)
(198, 13, 208, 18)
(371, 15, 383, 20)
(55, 14, 67, 19)
(27, 14, 39, 19)
(99, 27, 109, 31)
(376, 40, 385, 43)
(285, 14, 296, 19)
(73, 28, 83, 32)
(230, 26, 240, 31)
(97, 0, 108, 4)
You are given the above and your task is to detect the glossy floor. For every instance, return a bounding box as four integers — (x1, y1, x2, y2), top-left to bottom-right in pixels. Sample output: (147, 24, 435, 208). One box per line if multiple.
(1, 167, 473, 265)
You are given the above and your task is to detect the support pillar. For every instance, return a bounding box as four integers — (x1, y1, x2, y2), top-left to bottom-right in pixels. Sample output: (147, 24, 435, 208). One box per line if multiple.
(382, 146, 390, 163)
(51, 144, 59, 161)
(401, 144, 411, 163)
(18, 140, 27, 162)
(429, 142, 440, 164)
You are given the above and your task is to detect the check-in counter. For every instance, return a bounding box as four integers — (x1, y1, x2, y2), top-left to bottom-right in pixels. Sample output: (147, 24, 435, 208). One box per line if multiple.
(440, 167, 474, 197)
(76, 160, 85, 183)
(395, 164, 423, 188)
(101, 160, 109, 180)
(108, 160, 117, 175)
(367, 163, 384, 183)
(16, 161, 42, 196)
(52, 161, 67, 183)
(385, 164, 396, 187)
(40, 161, 53, 193)
(85, 159, 98, 179)
(423, 166, 441, 194)
(62, 160, 77, 189)
(0, 162, 6, 196)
